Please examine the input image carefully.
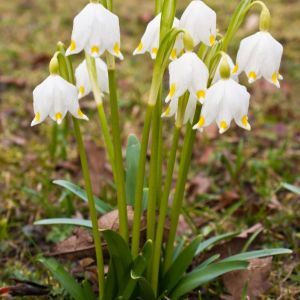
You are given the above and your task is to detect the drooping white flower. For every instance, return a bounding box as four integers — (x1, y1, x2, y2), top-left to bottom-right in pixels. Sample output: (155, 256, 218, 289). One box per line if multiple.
(212, 54, 239, 84)
(162, 94, 197, 124)
(31, 75, 88, 126)
(165, 52, 209, 104)
(66, 3, 123, 59)
(133, 13, 183, 60)
(75, 57, 109, 99)
(193, 79, 251, 134)
(179, 0, 217, 47)
(235, 31, 283, 87)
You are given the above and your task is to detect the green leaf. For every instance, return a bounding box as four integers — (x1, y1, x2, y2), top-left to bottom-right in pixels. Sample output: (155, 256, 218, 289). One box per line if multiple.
(142, 187, 149, 211)
(282, 183, 300, 195)
(195, 232, 238, 256)
(125, 135, 141, 206)
(222, 248, 292, 262)
(104, 256, 118, 300)
(119, 240, 153, 300)
(81, 280, 96, 300)
(193, 254, 220, 272)
(39, 257, 86, 300)
(137, 278, 156, 300)
(170, 261, 248, 299)
(103, 230, 132, 292)
(162, 235, 202, 293)
(53, 180, 113, 214)
(34, 218, 92, 228)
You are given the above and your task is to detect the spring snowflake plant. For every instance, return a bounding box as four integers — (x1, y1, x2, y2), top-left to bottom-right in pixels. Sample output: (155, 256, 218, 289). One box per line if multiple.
(32, 0, 291, 299)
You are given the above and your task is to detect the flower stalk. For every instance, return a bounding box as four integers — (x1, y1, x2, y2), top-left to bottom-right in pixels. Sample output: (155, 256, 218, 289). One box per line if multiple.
(60, 52, 105, 299)
(85, 53, 116, 175)
(106, 53, 129, 243)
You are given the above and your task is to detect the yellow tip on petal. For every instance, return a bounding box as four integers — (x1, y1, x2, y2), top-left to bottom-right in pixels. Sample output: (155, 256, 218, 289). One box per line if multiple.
(151, 48, 158, 56)
(164, 106, 171, 117)
(136, 42, 143, 52)
(209, 35, 216, 46)
(170, 49, 177, 60)
(35, 112, 41, 122)
(79, 85, 85, 95)
(248, 71, 257, 82)
(232, 64, 239, 75)
(91, 45, 100, 55)
(168, 83, 176, 99)
(55, 112, 62, 124)
(69, 40, 76, 51)
(77, 108, 88, 120)
(272, 72, 278, 84)
(114, 43, 121, 55)
(219, 120, 228, 133)
(198, 116, 205, 128)
(241, 115, 251, 130)
(196, 90, 206, 100)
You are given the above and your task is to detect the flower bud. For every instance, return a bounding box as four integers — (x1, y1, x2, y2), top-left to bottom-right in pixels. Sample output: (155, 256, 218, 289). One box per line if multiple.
(183, 31, 194, 52)
(49, 53, 60, 75)
(219, 56, 231, 80)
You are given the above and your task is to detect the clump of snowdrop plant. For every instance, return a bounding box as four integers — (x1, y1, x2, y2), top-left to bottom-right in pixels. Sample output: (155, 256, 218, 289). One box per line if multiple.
(32, 0, 291, 299)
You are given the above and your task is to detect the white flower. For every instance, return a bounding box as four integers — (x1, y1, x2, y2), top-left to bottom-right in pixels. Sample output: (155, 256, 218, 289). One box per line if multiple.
(235, 31, 283, 88)
(193, 79, 251, 134)
(75, 57, 109, 99)
(212, 54, 239, 84)
(179, 0, 217, 47)
(31, 75, 88, 126)
(162, 94, 197, 124)
(66, 3, 123, 60)
(133, 13, 183, 60)
(165, 52, 209, 104)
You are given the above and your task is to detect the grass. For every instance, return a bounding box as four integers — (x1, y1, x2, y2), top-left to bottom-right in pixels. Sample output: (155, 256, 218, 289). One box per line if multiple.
(0, 0, 300, 298)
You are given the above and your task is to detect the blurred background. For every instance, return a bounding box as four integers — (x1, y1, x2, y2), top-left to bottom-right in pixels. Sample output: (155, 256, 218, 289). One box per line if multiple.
(0, 0, 299, 298)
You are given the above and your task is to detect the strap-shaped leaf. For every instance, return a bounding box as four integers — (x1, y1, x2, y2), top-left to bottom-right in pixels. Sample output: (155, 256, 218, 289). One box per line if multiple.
(195, 232, 237, 256)
(125, 135, 141, 206)
(162, 235, 202, 293)
(169, 261, 248, 299)
(137, 278, 156, 300)
(119, 240, 153, 300)
(222, 248, 292, 262)
(38, 257, 86, 300)
(192, 254, 220, 273)
(104, 256, 118, 300)
(281, 183, 300, 195)
(34, 218, 92, 228)
(53, 180, 113, 214)
(81, 280, 96, 300)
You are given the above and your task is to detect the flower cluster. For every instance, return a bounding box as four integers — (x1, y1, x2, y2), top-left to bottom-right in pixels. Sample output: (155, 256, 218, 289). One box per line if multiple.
(132, 0, 283, 134)
(31, 1, 121, 126)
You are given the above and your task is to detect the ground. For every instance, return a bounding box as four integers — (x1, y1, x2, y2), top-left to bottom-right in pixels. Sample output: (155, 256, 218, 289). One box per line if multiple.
(0, 0, 299, 299)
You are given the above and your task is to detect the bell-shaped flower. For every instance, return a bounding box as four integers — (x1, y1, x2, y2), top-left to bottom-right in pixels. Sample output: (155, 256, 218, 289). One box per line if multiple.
(162, 94, 197, 124)
(235, 31, 283, 88)
(31, 75, 88, 126)
(66, 2, 123, 60)
(212, 54, 239, 84)
(165, 52, 209, 104)
(75, 57, 109, 99)
(179, 0, 217, 47)
(133, 13, 183, 60)
(193, 79, 251, 134)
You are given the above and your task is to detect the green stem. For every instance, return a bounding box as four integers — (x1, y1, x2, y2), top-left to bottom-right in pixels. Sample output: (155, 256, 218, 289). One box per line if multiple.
(163, 106, 200, 272)
(62, 52, 105, 300)
(85, 53, 116, 175)
(107, 61, 129, 243)
(72, 118, 105, 300)
(151, 124, 180, 293)
(146, 92, 162, 242)
(131, 104, 154, 257)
